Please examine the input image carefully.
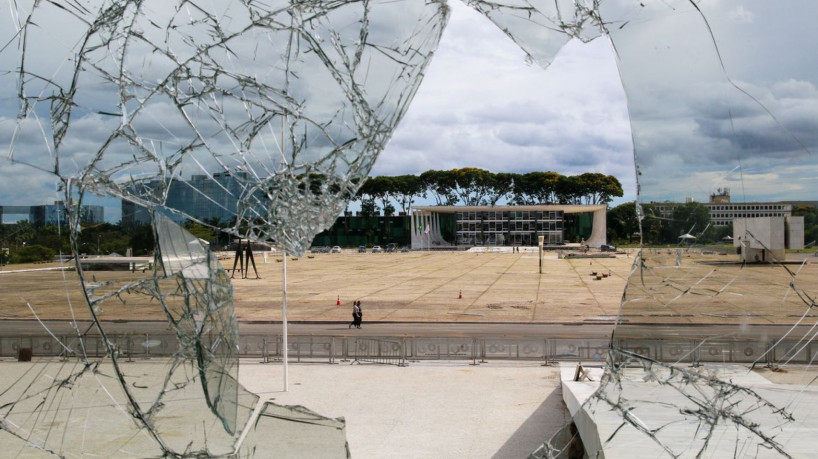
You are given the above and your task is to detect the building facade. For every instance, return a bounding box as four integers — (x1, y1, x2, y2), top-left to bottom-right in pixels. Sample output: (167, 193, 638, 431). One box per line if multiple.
(647, 189, 793, 228)
(0, 202, 104, 226)
(410, 205, 607, 249)
(705, 188, 792, 227)
(310, 214, 411, 248)
(121, 172, 250, 227)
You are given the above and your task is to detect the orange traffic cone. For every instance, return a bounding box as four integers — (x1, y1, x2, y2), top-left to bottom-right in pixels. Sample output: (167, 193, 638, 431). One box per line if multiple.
(337, 295, 341, 306)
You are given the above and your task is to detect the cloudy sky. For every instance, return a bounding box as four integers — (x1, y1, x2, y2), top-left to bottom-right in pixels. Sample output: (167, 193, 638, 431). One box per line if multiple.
(0, 0, 636, 223)
(1, 0, 816, 223)
(372, 0, 635, 197)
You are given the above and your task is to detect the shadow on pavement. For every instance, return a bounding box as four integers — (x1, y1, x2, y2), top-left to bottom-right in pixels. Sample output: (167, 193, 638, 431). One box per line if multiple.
(492, 385, 569, 458)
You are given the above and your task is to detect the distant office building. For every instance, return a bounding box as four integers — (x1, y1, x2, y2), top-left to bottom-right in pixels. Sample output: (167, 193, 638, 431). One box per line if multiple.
(647, 189, 793, 227)
(704, 189, 792, 227)
(411, 205, 607, 249)
(121, 172, 250, 227)
(0, 202, 104, 226)
(121, 200, 151, 227)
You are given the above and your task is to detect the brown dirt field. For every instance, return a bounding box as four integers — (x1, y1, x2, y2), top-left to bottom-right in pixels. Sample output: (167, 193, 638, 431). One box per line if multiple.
(0, 251, 631, 323)
(1, 248, 814, 325)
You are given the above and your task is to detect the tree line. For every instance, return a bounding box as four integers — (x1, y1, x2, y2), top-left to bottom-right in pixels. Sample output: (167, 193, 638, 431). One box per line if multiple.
(607, 202, 818, 246)
(607, 201, 736, 245)
(0, 221, 155, 265)
(6, 201, 815, 263)
(354, 168, 623, 215)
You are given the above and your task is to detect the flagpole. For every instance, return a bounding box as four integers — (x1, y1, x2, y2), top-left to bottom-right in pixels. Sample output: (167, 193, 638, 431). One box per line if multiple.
(280, 113, 288, 393)
(282, 250, 288, 392)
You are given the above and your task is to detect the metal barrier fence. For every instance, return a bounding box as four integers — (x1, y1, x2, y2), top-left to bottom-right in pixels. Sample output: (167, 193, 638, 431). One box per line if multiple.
(0, 334, 813, 367)
(352, 338, 406, 366)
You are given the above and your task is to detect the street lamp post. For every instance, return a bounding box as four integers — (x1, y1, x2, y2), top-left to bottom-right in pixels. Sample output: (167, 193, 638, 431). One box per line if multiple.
(282, 251, 288, 392)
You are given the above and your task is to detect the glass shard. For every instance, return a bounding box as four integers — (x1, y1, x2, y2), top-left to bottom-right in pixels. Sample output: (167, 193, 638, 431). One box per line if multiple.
(1, 0, 446, 455)
(466, 1, 818, 457)
(3, 0, 817, 457)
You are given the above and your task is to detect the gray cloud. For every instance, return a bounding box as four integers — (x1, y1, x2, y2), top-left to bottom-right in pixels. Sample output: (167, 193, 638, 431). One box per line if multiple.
(4, 0, 814, 216)
(601, 0, 818, 203)
(375, 1, 636, 201)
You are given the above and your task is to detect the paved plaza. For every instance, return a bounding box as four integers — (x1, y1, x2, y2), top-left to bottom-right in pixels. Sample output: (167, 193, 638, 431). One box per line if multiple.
(232, 249, 632, 323)
(0, 249, 633, 323)
(4, 248, 818, 458)
(4, 248, 818, 328)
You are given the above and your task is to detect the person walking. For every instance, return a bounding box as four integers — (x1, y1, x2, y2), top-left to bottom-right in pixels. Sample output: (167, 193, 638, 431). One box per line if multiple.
(356, 301, 363, 329)
(349, 301, 360, 329)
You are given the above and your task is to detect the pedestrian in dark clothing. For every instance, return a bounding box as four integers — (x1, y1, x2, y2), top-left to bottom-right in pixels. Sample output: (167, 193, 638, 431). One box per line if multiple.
(349, 301, 360, 329)
(356, 301, 363, 329)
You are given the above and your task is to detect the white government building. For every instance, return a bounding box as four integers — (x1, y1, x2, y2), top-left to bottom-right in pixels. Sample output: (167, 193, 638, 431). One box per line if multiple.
(410, 205, 607, 250)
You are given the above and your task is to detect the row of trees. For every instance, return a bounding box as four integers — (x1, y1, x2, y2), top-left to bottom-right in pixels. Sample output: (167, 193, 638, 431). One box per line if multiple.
(619, 203, 818, 246)
(607, 201, 732, 245)
(0, 221, 155, 264)
(355, 169, 624, 216)
(5, 202, 816, 263)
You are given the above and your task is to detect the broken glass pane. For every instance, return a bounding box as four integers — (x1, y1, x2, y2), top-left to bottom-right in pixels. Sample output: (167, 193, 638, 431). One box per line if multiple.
(2, 0, 448, 257)
(465, 1, 818, 457)
(3, 0, 817, 457)
(0, 212, 258, 456)
(0, 208, 353, 457)
(238, 402, 349, 458)
(2, 0, 447, 455)
(606, 2, 818, 456)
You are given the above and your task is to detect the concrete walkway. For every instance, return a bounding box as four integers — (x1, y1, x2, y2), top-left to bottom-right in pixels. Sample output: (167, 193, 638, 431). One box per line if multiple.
(239, 360, 568, 458)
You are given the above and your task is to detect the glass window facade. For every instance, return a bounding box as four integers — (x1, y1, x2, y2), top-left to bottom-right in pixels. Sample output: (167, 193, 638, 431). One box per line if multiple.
(455, 210, 564, 246)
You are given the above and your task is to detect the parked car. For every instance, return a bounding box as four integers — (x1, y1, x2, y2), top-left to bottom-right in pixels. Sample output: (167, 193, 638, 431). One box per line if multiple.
(386, 243, 397, 253)
(371, 245, 382, 253)
(358, 246, 366, 253)
(600, 244, 617, 252)
(331, 246, 342, 253)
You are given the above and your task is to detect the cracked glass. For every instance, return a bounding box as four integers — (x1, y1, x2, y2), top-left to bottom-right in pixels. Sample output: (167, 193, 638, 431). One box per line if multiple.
(1, 0, 443, 455)
(2, 0, 817, 457)
(467, 1, 818, 457)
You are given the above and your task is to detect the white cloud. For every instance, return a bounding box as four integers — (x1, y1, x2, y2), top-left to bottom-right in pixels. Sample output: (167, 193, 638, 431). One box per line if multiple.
(3, 0, 816, 219)
(728, 6, 755, 24)
(375, 0, 636, 202)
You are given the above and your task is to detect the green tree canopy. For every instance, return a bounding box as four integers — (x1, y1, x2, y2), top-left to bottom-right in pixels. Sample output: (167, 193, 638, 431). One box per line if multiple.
(357, 168, 624, 213)
(668, 202, 711, 242)
(450, 167, 494, 205)
(359, 176, 396, 215)
(487, 172, 515, 206)
(577, 172, 624, 205)
(556, 175, 583, 204)
(607, 201, 639, 243)
(11, 244, 55, 263)
(392, 175, 425, 214)
(419, 170, 457, 206)
(512, 171, 561, 205)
